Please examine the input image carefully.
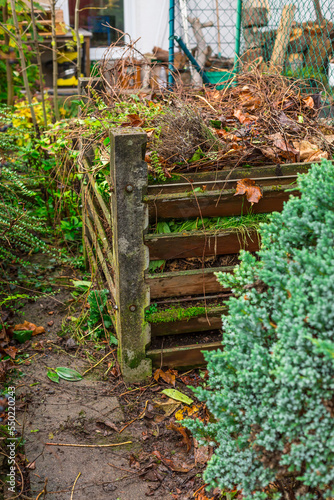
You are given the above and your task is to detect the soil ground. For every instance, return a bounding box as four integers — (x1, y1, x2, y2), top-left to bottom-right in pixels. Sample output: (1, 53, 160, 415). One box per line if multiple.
(2, 290, 215, 500)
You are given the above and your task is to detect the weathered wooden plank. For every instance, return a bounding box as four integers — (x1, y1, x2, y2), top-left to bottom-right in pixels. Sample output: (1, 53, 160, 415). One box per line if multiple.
(87, 173, 111, 225)
(82, 160, 111, 225)
(85, 189, 114, 265)
(110, 129, 152, 382)
(146, 185, 292, 221)
(85, 216, 116, 299)
(83, 235, 104, 289)
(150, 306, 227, 336)
(148, 162, 314, 194)
(147, 265, 234, 299)
(145, 228, 259, 260)
(147, 341, 223, 369)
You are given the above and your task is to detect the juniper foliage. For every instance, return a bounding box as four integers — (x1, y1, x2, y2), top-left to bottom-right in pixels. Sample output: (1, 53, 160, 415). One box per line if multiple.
(185, 160, 334, 499)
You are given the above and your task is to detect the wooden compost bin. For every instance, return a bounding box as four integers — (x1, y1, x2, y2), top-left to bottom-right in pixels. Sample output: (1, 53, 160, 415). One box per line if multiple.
(82, 128, 314, 382)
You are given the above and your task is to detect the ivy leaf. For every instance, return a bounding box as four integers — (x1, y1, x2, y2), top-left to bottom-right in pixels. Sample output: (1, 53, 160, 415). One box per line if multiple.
(161, 389, 193, 405)
(55, 367, 83, 381)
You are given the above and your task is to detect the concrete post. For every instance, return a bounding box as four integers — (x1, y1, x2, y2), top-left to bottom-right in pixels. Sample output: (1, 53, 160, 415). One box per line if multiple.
(110, 129, 152, 382)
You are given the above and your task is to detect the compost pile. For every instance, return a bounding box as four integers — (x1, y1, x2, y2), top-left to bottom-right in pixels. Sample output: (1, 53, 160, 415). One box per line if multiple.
(148, 71, 334, 175)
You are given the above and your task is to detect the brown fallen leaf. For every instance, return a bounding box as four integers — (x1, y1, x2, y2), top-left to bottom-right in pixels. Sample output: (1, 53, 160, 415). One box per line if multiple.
(260, 146, 280, 164)
(238, 85, 262, 110)
(233, 109, 257, 125)
(292, 140, 319, 161)
(47, 321, 54, 327)
(234, 178, 263, 205)
(4, 346, 18, 359)
(196, 490, 214, 500)
(272, 136, 299, 162)
(215, 129, 241, 142)
(277, 111, 300, 131)
(303, 96, 314, 108)
(154, 368, 176, 386)
(307, 150, 329, 162)
(48, 311, 54, 315)
(154, 398, 180, 419)
(97, 420, 119, 432)
(167, 422, 192, 453)
(13, 321, 45, 337)
(0, 326, 12, 343)
(193, 437, 214, 465)
(152, 450, 194, 473)
(0, 360, 14, 382)
(273, 98, 295, 111)
(121, 113, 145, 127)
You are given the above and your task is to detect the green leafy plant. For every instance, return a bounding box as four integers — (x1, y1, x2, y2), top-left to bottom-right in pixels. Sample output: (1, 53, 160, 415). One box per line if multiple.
(0, 159, 55, 268)
(185, 159, 334, 499)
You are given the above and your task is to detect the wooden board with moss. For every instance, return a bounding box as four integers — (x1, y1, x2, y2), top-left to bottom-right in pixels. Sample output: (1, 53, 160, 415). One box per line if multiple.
(145, 227, 260, 261)
(147, 305, 228, 336)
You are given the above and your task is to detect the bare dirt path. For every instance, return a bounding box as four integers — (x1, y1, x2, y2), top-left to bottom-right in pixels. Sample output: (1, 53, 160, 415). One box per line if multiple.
(5, 292, 207, 500)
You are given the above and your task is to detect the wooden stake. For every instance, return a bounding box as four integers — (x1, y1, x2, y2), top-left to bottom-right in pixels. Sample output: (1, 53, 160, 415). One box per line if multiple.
(9, 0, 38, 132)
(75, 0, 81, 95)
(49, 0, 59, 121)
(30, 0, 47, 127)
(312, 0, 323, 26)
(270, 5, 296, 68)
(2, 3, 14, 106)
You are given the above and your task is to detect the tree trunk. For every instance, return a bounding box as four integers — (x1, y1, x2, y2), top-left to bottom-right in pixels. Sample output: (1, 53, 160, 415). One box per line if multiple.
(2, 3, 14, 106)
(50, 0, 60, 121)
(30, 0, 47, 127)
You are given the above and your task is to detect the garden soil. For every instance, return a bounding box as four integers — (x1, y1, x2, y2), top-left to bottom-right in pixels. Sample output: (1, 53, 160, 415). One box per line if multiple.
(3, 292, 211, 500)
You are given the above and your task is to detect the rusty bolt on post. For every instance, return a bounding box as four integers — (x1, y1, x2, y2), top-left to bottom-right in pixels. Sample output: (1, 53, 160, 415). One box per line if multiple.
(129, 305, 136, 312)
(125, 184, 133, 193)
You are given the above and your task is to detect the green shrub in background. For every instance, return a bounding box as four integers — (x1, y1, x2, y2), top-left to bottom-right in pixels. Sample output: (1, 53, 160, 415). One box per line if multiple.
(185, 159, 334, 500)
(0, 161, 54, 266)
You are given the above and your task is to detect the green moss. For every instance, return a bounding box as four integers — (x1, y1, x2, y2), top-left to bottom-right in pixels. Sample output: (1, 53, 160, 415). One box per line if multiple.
(146, 304, 222, 324)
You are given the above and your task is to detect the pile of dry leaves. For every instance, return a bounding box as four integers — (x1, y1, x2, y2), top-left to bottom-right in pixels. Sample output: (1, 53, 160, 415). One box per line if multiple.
(148, 70, 334, 173)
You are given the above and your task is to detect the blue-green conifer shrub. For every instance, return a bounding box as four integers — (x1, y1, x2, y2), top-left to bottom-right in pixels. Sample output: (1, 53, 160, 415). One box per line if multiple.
(185, 160, 334, 499)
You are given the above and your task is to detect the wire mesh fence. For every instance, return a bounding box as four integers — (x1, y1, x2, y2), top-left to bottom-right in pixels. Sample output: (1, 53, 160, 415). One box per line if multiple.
(173, 0, 334, 94)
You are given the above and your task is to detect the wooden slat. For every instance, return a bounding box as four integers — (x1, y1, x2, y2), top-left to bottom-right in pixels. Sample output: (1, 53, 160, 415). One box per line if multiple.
(148, 162, 314, 194)
(147, 266, 234, 299)
(147, 341, 223, 369)
(145, 228, 259, 260)
(85, 189, 114, 266)
(83, 167, 111, 225)
(150, 306, 227, 336)
(84, 236, 104, 288)
(85, 216, 116, 299)
(146, 185, 293, 221)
